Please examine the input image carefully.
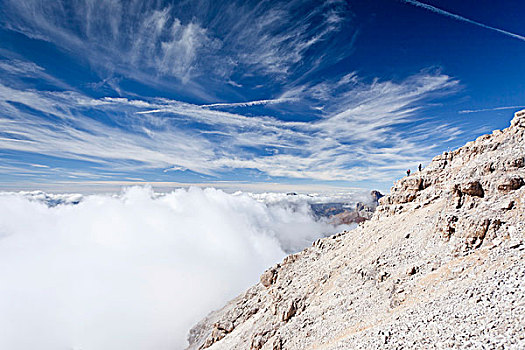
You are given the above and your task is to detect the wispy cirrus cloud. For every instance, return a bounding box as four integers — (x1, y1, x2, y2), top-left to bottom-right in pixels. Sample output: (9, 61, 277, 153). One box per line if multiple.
(0, 57, 74, 90)
(220, 0, 351, 77)
(0, 59, 44, 75)
(0, 85, 218, 176)
(1, 0, 215, 84)
(0, 57, 462, 185)
(0, 0, 353, 94)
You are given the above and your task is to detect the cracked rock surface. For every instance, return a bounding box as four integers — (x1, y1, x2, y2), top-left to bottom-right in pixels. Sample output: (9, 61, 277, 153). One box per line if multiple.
(186, 109, 525, 350)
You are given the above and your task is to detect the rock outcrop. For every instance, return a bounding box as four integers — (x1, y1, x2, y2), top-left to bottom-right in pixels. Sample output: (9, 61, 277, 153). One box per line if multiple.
(187, 110, 525, 350)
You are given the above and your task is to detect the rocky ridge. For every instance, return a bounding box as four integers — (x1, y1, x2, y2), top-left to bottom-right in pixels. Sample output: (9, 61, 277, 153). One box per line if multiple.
(187, 110, 525, 350)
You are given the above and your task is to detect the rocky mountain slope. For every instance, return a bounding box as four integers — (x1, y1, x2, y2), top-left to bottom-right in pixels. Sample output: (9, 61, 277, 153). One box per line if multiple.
(186, 110, 525, 350)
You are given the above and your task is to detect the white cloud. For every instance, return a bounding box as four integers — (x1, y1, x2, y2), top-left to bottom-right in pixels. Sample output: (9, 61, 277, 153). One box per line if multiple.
(0, 0, 352, 89)
(0, 70, 462, 184)
(0, 186, 353, 349)
(0, 84, 219, 175)
(0, 58, 74, 90)
(0, 59, 44, 75)
(223, 0, 351, 77)
(1, 0, 215, 85)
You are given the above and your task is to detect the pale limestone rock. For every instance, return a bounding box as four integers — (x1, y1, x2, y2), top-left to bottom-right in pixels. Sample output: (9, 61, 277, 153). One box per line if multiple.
(187, 109, 525, 350)
(260, 267, 278, 288)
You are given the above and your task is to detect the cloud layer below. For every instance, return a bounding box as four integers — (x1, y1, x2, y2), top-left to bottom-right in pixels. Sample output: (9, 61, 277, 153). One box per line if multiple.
(0, 187, 355, 349)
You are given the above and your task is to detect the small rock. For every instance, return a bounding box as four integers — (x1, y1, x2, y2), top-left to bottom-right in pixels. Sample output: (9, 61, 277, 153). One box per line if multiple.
(501, 200, 515, 210)
(217, 321, 234, 333)
(379, 271, 390, 282)
(272, 337, 282, 350)
(261, 267, 278, 288)
(281, 299, 299, 322)
(461, 180, 484, 197)
(407, 266, 418, 276)
(497, 176, 524, 193)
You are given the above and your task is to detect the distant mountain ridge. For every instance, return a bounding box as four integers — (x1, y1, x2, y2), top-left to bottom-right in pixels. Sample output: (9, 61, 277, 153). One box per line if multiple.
(186, 109, 525, 349)
(310, 190, 383, 225)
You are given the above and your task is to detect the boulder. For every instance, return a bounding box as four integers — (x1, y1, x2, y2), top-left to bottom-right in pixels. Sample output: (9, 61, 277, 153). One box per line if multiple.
(497, 175, 524, 193)
(460, 180, 484, 197)
(260, 267, 278, 287)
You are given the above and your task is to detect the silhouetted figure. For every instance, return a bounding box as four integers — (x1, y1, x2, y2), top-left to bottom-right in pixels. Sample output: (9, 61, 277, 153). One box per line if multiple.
(407, 169, 411, 176)
(418, 164, 422, 172)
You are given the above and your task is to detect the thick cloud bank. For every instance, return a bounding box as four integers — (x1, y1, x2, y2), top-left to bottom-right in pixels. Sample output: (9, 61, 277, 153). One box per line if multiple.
(0, 187, 356, 349)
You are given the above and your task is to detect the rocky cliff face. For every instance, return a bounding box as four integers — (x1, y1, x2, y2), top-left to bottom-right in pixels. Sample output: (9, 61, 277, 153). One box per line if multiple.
(187, 110, 525, 350)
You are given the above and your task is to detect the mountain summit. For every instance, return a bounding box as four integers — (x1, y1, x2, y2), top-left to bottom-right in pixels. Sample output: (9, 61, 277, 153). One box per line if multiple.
(187, 110, 525, 349)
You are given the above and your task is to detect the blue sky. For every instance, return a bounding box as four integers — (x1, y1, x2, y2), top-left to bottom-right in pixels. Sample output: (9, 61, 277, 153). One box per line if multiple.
(0, 0, 524, 192)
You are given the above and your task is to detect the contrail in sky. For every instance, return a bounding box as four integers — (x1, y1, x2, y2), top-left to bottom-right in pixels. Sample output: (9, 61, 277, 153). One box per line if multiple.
(401, 0, 525, 42)
(200, 98, 298, 108)
(459, 105, 525, 114)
